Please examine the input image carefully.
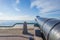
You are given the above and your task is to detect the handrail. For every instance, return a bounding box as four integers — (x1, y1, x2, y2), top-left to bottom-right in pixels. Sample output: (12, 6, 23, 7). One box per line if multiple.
(0, 23, 34, 27)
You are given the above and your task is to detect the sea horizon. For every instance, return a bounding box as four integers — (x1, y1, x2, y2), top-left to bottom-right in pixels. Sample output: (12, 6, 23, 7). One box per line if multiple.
(0, 20, 36, 26)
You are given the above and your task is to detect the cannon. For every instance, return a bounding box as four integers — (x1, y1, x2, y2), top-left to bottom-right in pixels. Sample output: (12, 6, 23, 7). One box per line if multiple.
(35, 16, 60, 40)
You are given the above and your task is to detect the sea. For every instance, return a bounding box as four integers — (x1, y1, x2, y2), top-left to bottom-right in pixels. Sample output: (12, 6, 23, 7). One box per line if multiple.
(0, 20, 36, 27)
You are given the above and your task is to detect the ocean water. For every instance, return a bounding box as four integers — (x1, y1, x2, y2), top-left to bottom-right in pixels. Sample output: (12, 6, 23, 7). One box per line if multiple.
(0, 20, 36, 27)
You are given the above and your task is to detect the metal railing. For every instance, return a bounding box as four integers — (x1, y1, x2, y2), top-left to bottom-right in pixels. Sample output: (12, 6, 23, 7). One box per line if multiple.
(0, 22, 34, 27)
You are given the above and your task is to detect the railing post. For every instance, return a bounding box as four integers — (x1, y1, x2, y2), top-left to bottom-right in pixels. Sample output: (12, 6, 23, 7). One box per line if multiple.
(23, 21, 28, 34)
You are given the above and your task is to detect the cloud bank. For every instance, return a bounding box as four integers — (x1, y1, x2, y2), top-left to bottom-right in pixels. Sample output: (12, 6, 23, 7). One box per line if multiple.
(0, 14, 34, 20)
(0, 12, 34, 20)
(31, 0, 60, 14)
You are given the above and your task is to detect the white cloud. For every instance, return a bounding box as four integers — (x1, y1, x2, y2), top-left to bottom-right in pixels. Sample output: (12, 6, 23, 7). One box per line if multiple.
(16, 0, 20, 4)
(15, 0, 20, 11)
(12, 0, 20, 12)
(14, 7, 20, 11)
(12, 4, 20, 11)
(31, 0, 60, 14)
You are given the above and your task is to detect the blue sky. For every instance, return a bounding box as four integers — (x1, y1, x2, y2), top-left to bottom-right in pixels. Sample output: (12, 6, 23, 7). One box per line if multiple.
(0, 0, 60, 20)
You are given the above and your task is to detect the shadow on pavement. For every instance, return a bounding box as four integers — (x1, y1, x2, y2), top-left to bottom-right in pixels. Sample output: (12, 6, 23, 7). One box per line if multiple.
(35, 30, 46, 40)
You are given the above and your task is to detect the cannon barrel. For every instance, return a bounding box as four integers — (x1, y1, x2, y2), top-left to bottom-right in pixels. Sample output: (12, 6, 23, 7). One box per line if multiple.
(35, 16, 60, 40)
